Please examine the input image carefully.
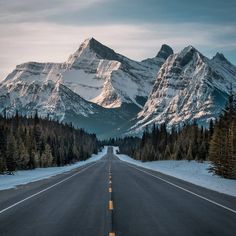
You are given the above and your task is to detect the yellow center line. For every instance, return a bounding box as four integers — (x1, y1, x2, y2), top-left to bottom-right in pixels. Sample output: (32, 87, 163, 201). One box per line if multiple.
(109, 187, 112, 193)
(109, 200, 114, 210)
(109, 233, 115, 236)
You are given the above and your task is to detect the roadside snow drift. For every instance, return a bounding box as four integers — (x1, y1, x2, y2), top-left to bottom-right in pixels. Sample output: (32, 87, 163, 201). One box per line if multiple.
(0, 146, 107, 191)
(113, 147, 236, 197)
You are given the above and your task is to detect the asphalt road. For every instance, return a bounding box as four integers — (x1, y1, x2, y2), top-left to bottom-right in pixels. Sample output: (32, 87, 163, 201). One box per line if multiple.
(0, 147, 236, 236)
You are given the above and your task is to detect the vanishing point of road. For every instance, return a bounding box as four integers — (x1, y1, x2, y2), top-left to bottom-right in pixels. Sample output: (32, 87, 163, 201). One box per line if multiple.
(0, 147, 235, 236)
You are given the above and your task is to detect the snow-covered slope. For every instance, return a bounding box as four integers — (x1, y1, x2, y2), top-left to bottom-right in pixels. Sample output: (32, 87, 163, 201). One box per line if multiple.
(114, 150, 236, 197)
(141, 44, 173, 73)
(0, 38, 171, 138)
(132, 46, 236, 133)
(0, 75, 141, 139)
(140, 44, 173, 87)
(2, 38, 235, 138)
(0, 146, 108, 190)
(2, 38, 167, 109)
(0, 78, 99, 121)
(65, 38, 169, 108)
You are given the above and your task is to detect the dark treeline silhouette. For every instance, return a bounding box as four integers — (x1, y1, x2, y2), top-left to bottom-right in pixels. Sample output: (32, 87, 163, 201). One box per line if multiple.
(107, 95, 236, 179)
(0, 112, 99, 174)
(209, 93, 236, 179)
(108, 122, 210, 162)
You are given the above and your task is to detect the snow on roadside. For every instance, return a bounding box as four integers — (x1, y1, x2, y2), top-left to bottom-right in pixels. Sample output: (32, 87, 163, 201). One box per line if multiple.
(0, 146, 108, 191)
(113, 147, 236, 197)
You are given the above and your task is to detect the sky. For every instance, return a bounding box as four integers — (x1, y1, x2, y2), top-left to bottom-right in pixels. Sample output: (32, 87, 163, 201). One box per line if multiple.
(0, 0, 236, 80)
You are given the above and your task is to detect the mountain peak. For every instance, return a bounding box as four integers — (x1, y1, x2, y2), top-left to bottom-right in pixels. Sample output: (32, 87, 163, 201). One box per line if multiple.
(67, 37, 119, 65)
(82, 37, 102, 49)
(176, 45, 202, 67)
(180, 45, 198, 55)
(156, 44, 173, 60)
(212, 52, 230, 64)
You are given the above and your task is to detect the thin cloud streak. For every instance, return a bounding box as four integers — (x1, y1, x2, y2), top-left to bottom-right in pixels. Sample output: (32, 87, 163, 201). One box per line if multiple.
(0, 0, 110, 23)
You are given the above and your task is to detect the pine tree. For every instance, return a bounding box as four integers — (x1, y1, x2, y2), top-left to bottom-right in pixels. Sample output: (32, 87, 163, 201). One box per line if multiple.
(6, 135, 17, 173)
(18, 140, 30, 169)
(0, 152, 5, 173)
(209, 95, 236, 179)
(187, 142, 193, 161)
(41, 144, 53, 167)
(229, 120, 236, 178)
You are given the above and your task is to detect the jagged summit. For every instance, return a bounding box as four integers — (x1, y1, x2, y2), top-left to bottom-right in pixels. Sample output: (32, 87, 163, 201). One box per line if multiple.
(86, 37, 119, 60)
(140, 44, 173, 75)
(156, 44, 174, 60)
(212, 52, 227, 61)
(175, 45, 204, 67)
(1, 38, 236, 138)
(179, 45, 200, 57)
(212, 52, 232, 66)
(130, 44, 236, 135)
(67, 37, 119, 66)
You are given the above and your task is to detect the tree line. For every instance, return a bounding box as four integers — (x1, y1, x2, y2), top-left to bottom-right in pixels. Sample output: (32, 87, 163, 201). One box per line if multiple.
(108, 95, 236, 179)
(0, 112, 99, 174)
(209, 94, 236, 179)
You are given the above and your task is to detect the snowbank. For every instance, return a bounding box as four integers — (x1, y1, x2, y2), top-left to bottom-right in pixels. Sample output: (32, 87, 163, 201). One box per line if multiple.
(113, 147, 236, 197)
(0, 146, 108, 190)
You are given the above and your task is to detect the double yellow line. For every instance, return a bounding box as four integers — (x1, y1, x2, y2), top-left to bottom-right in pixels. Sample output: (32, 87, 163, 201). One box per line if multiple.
(108, 165, 115, 236)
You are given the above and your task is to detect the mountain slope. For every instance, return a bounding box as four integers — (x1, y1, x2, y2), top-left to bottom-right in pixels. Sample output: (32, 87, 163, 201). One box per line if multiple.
(0, 77, 140, 139)
(132, 46, 236, 133)
(65, 38, 170, 108)
(0, 38, 172, 138)
(2, 39, 235, 138)
(2, 38, 168, 109)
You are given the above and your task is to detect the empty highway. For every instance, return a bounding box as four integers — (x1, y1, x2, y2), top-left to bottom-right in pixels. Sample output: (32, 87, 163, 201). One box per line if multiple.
(0, 147, 235, 236)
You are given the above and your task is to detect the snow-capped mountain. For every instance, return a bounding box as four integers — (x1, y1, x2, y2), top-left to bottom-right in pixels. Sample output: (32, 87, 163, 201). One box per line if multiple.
(0, 38, 170, 138)
(141, 44, 174, 75)
(0, 74, 141, 138)
(132, 46, 236, 133)
(2, 38, 167, 110)
(65, 38, 171, 108)
(1, 37, 235, 138)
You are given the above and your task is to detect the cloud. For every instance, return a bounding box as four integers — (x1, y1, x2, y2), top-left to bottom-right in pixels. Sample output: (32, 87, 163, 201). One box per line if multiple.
(0, 0, 109, 23)
(0, 21, 236, 80)
(1, 0, 236, 26)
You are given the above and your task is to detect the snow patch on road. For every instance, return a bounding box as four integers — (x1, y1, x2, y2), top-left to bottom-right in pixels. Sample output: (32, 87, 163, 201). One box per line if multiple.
(0, 146, 108, 191)
(113, 147, 236, 197)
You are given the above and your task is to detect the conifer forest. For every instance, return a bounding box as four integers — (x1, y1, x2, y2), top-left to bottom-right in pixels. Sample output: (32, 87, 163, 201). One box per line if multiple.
(0, 112, 99, 174)
(110, 95, 236, 179)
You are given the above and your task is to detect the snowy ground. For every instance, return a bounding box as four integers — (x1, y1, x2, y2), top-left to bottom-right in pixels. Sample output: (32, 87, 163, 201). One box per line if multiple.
(0, 146, 108, 191)
(1, 146, 235, 197)
(113, 147, 236, 197)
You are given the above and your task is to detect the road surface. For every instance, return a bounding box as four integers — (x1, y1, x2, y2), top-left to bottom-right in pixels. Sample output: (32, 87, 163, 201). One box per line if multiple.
(0, 147, 235, 236)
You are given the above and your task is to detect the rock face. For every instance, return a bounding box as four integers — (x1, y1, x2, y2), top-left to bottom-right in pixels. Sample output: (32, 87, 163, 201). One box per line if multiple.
(131, 46, 236, 134)
(0, 38, 169, 138)
(61, 37, 170, 109)
(141, 44, 174, 77)
(156, 44, 174, 60)
(1, 38, 235, 138)
(2, 38, 167, 110)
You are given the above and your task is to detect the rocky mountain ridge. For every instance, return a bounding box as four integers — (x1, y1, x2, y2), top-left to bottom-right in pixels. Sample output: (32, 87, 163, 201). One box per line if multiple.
(1, 38, 235, 138)
(130, 45, 236, 134)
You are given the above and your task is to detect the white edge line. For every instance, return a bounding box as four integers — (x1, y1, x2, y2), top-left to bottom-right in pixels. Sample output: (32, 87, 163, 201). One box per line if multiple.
(0, 162, 98, 215)
(123, 162, 236, 214)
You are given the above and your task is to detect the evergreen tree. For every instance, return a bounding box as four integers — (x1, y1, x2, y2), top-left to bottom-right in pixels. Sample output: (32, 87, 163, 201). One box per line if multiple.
(209, 94, 236, 179)
(6, 135, 17, 173)
(0, 113, 99, 173)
